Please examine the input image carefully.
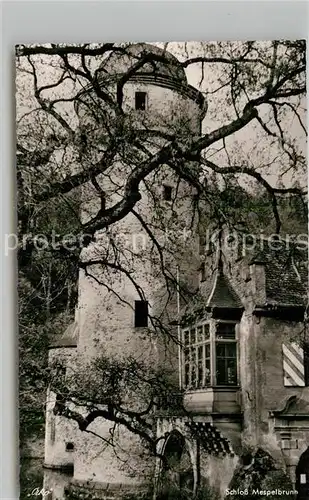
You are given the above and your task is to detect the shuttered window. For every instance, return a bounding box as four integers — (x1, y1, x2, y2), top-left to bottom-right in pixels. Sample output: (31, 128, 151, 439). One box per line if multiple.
(282, 342, 309, 387)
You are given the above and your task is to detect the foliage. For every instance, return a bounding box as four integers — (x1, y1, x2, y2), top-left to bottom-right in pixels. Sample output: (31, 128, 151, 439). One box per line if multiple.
(227, 448, 294, 500)
(19, 458, 44, 500)
(51, 354, 183, 456)
(18, 194, 79, 445)
(16, 41, 306, 253)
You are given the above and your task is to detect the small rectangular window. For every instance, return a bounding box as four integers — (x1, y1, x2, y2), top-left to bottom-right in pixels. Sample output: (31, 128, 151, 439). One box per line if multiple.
(163, 185, 173, 201)
(135, 91, 147, 110)
(134, 300, 148, 327)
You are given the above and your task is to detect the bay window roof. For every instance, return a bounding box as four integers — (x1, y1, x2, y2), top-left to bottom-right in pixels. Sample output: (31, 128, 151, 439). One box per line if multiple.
(206, 270, 242, 310)
(181, 267, 243, 327)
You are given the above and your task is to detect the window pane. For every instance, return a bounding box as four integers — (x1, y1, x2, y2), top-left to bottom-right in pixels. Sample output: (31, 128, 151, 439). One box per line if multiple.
(227, 359, 237, 384)
(184, 364, 190, 386)
(190, 328, 196, 344)
(226, 344, 237, 358)
(197, 345, 203, 361)
(216, 343, 237, 385)
(183, 330, 190, 346)
(205, 358, 211, 385)
(198, 352, 203, 388)
(205, 344, 210, 358)
(184, 348, 190, 364)
(216, 359, 227, 385)
(197, 326, 203, 342)
(216, 344, 226, 357)
(192, 346, 198, 387)
(216, 323, 236, 339)
(204, 324, 210, 339)
(191, 364, 197, 387)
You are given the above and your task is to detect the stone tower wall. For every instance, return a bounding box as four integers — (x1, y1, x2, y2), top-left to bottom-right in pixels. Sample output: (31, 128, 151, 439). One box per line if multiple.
(67, 68, 204, 487)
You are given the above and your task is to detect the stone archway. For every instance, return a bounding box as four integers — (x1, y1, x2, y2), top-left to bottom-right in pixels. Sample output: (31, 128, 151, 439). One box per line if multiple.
(296, 447, 309, 500)
(157, 431, 195, 500)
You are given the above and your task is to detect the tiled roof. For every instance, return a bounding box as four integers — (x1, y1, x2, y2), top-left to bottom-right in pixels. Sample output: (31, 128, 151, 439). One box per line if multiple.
(250, 242, 308, 306)
(186, 421, 234, 457)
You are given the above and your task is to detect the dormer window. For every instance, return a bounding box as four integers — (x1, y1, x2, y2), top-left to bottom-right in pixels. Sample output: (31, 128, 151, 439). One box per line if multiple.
(182, 320, 238, 389)
(135, 91, 147, 110)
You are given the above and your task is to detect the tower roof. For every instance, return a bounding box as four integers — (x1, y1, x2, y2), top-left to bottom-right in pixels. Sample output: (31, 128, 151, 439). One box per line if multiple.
(76, 42, 206, 114)
(250, 241, 308, 307)
(100, 43, 187, 84)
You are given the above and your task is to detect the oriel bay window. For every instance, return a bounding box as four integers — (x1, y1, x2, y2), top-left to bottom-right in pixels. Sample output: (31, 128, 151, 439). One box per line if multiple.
(182, 321, 238, 388)
(184, 324, 210, 388)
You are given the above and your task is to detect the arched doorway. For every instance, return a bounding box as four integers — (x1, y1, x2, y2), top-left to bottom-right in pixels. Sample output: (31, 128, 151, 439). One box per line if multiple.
(157, 431, 195, 500)
(296, 447, 309, 500)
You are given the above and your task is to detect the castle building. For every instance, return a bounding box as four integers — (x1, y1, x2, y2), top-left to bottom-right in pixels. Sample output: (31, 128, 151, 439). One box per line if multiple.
(43, 44, 309, 500)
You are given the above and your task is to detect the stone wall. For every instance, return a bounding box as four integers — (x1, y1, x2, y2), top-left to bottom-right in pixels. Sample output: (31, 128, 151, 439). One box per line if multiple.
(64, 480, 151, 500)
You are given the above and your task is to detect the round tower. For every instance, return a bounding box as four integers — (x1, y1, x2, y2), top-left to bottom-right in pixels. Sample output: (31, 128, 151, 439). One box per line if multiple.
(76, 43, 206, 355)
(46, 43, 206, 497)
